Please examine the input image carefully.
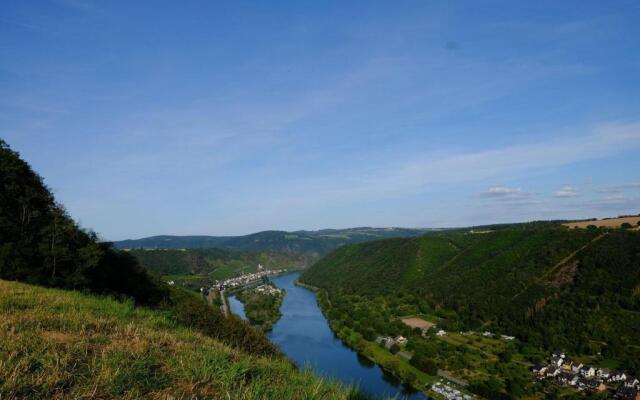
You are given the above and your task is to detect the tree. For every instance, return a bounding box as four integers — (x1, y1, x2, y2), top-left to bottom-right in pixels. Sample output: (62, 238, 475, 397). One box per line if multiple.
(410, 354, 438, 375)
(469, 377, 508, 400)
(363, 327, 376, 341)
(498, 350, 513, 362)
(401, 370, 417, 386)
(0, 139, 166, 304)
(621, 222, 632, 229)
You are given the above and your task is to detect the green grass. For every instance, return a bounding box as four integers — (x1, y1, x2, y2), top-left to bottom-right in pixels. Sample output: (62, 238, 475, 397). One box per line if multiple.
(437, 332, 507, 359)
(362, 341, 438, 386)
(0, 280, 366, 400)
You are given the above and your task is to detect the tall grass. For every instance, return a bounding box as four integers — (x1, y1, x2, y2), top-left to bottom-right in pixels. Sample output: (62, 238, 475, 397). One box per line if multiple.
(0, 280, 366, 399)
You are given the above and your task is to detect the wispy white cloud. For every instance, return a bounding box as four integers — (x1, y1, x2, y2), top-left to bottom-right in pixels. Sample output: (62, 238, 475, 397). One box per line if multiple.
(600, 195, 627, 205)
(216, 121, 640, 212)
(595, 182, 640, 194)
(580, 194, 640, 215)
(479, 185, 540, 208)
(481, 185, 533, 200)
(555, 185, 578, 198)
(482, 185, 525, 198)
(343, 121, 640, 200)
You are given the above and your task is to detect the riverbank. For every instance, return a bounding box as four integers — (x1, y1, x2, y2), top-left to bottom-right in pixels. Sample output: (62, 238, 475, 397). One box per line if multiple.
(293, 279, 443, 399)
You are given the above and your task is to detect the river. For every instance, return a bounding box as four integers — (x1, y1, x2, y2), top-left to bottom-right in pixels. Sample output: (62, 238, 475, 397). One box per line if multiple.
(228, 272, 429, 399)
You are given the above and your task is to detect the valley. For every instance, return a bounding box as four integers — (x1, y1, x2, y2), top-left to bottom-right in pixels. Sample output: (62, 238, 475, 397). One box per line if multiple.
(2, 137, 639, 400)
(95, 217, 640, 399)
(228, 273, 431, 400)
(3, 1, 639, 398)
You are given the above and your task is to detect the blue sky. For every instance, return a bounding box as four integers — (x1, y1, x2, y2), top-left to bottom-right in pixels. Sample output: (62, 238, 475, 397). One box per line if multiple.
(1, 0, 639, 240)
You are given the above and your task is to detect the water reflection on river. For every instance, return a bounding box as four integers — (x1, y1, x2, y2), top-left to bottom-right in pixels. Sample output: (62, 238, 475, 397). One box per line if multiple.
(228, 272, 429, 399)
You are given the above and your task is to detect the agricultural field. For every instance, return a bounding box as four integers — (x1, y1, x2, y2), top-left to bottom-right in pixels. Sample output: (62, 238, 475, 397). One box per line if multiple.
(401, 316, 436, 331)
(563, 216, 640, 229)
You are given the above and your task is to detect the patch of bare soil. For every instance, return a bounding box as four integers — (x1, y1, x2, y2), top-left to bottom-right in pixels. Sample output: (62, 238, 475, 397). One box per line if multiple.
(549, 260, 579, 287)
(401, 317, 435, 331)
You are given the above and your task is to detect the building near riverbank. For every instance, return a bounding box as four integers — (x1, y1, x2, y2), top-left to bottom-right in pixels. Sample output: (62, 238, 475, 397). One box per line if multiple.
(212, 268, 285, 290)
(431, 381, 474, 400)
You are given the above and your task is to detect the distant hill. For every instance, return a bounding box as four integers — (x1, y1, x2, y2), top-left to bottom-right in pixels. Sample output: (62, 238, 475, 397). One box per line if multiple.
(128, 248, 311, 276)
(113, 227, 435, 255)
(301, 224, 640, 375)
(128, 248, 313, 290)
(113, 235, 232, 249)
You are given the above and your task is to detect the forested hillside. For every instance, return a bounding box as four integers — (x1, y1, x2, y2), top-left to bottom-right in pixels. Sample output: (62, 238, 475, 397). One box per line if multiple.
(114, 235, 232, 249)
(0, 139, 279, 358)
(129, 248, 312, 289)
(301, 225, 640, 388)
(114, 227, 433, 255)
(0, 139, 164, 305)
(129, 248, 311, 276)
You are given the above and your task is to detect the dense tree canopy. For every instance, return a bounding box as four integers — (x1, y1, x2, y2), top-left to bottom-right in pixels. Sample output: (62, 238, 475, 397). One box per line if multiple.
(0, 139, 165, 304)
(301, 225, 640, 374)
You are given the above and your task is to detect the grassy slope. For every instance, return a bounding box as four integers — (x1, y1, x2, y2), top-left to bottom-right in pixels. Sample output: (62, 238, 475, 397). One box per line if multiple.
(0, 280, 362, 400)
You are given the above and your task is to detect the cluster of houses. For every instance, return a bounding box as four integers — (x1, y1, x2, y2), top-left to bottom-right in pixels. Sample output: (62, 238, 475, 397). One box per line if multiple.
(430, 381, 474, 400)
(375, 335, 408, 349)
(533, 352, 640, 399)
(211, 267, 284, 290)
(253, 284, 283, 296)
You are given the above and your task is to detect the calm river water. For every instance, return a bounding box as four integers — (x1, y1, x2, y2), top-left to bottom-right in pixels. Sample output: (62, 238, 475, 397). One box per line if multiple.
(228, 272, 429, 399)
